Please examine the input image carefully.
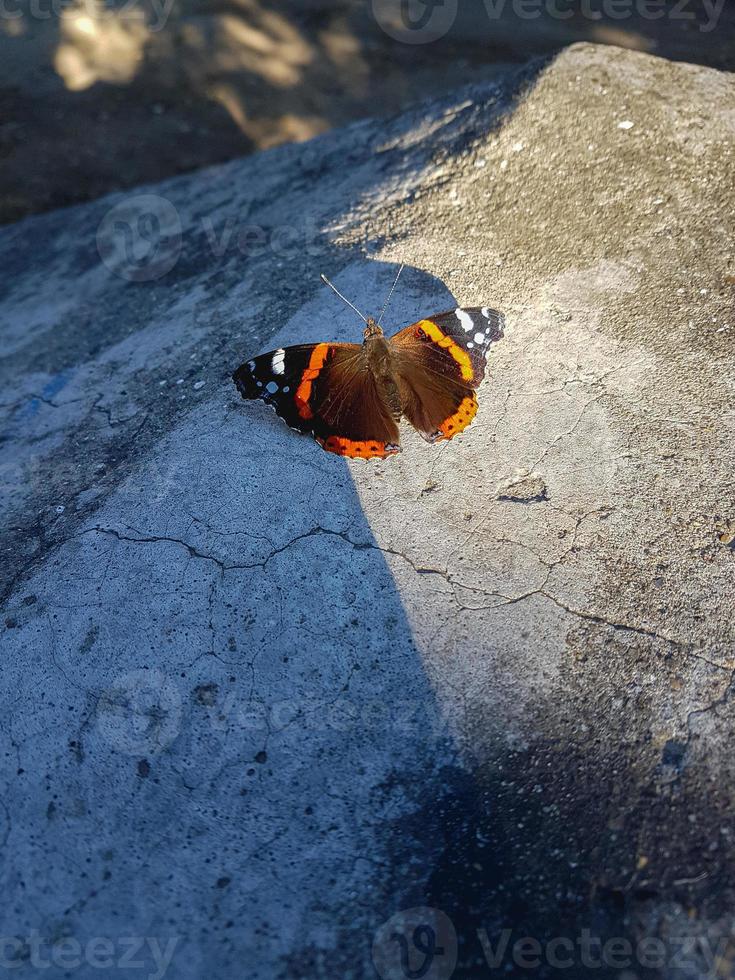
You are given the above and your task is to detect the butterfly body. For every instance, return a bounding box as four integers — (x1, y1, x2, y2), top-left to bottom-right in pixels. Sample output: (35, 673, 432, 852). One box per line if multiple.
(361, 320, 403, 421)
(233, 307, 504, 459)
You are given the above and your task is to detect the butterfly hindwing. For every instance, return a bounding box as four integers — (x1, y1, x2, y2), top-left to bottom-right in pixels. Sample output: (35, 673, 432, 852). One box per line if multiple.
(233, 343, 401, 459)
(389, 307, 504, 443)
(395, 366, 479, 444)
(306, 347, 401, 458)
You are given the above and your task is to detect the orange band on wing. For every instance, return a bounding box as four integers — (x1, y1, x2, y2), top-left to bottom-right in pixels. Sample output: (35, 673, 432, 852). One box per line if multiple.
(294, 343, 330, 419)
(436, 394, 478, 441)
(417, 320, 474, 382)
(316, 435, 401, 460)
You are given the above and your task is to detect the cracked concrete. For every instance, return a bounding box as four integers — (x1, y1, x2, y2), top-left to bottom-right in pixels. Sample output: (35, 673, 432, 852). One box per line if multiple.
(1, 43, 734, 980)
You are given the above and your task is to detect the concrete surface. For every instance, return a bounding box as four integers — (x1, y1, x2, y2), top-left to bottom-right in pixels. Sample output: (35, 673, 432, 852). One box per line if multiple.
(1, 43, 734, 980)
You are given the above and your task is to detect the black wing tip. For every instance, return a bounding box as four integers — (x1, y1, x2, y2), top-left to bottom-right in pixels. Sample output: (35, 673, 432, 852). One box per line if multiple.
(433, 306, 506, 343)
(480, 307, 505, 343)
(232, 363, 256, 399)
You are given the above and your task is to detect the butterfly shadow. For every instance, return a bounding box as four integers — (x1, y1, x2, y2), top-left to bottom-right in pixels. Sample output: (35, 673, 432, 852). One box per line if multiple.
(126, 258, 472, 973)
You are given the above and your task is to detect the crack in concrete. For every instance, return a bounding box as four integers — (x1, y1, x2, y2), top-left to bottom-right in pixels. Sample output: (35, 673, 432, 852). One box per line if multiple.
(529, 392, 606, 472)
(85, 524, 450, 580)
(684, 668, 735, 742)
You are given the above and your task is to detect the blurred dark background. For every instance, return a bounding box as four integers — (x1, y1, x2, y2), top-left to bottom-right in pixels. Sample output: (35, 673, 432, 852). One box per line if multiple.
(2, 0, 733, 225)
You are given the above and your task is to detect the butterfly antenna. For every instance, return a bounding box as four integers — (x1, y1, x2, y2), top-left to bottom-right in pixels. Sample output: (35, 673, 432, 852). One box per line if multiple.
(376, 264, 404, 327)
(320, 274, 368, 324)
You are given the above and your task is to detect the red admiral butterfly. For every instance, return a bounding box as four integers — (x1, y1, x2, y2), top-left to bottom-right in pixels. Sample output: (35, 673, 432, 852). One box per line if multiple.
(233, 268, 505, 459)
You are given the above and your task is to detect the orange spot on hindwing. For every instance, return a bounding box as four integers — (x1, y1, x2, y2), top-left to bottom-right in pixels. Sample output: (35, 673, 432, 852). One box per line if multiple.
(417, 319, 474, 382)
(436, 393, 478, 441)
(294, 343, 330, 419)
(316, 435, 401, 459)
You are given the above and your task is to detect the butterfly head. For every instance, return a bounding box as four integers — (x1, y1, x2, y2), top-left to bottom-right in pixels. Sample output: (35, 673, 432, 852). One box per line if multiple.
(363, 317, 384, 341)
(321, 266, 403, 342)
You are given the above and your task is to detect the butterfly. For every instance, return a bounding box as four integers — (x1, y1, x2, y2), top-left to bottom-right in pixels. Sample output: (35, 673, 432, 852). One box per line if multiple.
(232, 268, 505, 460)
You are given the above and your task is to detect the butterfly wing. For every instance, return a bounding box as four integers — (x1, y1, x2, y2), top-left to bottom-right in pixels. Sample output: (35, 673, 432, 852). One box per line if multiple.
(233, 343, 401, 459)
(234, 344, 330, 435)
(389, 307, 504, 443)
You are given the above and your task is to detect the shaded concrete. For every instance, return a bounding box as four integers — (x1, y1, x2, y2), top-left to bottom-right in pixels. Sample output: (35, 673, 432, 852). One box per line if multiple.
(1, 44, 734, 980)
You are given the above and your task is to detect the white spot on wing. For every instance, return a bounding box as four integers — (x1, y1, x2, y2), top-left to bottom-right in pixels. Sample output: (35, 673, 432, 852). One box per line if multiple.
(266, 381, 279, 394)
(481, 307, 490, 319)
(455, 309, 474, 333)
(272, 349, 285, 375)
(247, 361, 256, 370)
(473, 332, 485, 344)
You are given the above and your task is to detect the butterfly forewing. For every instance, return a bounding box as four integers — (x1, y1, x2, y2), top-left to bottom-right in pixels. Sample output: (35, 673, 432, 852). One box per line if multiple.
(390, 307, 504, 389)
(233, 344, 330, 435)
